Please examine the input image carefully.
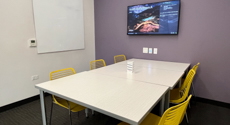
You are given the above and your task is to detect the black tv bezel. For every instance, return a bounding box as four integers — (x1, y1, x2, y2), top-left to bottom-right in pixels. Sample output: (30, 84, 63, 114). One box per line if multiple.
(127, 0, 181, 35)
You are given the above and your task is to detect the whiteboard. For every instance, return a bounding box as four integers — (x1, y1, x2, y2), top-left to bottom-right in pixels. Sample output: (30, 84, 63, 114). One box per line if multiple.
(33, 0, 85, 53)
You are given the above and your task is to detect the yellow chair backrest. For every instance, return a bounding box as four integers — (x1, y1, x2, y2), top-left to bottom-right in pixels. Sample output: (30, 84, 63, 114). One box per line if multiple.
(171, 69, 196, 104)
(90, 59, 106, 70)
(159, 95, 192, 125)
(49, 68, 76, 107)
(49, 68, 76, 80)
(114, 54, 126, 63)
(192, 62, 200, 72)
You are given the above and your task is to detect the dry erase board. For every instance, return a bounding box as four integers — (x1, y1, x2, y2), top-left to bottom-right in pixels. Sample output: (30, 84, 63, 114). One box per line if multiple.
(33, 0, 84, 53)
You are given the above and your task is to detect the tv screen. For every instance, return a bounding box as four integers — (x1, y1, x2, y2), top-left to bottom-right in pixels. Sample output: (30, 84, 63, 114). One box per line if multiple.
(127, 0, 180, 35)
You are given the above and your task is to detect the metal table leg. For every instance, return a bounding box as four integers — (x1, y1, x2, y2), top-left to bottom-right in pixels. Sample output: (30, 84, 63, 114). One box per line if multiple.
(164, 91, 170, 110)
(39, 90, 47, 125)
(160, 93, 165, 115)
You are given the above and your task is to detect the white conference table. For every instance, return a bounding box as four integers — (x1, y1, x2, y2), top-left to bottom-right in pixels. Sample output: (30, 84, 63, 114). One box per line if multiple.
(90, 64, 184, 89)
(89, 59, 190, 112)
(117, 58, 190, 72)
(35, 72, 169, 125)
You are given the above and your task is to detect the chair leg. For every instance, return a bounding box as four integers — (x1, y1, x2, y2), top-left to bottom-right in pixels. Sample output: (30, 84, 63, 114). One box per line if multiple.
(67, 101, 72, 125)
(188, 102, 191, 108)
(69, 109, 72, 125)
(192, 83, 197, 103)
(192, 83, 195, 96)
(185, 112, 189, 123)
(85, 108, 89, 118)
(49, 102, 54, 125)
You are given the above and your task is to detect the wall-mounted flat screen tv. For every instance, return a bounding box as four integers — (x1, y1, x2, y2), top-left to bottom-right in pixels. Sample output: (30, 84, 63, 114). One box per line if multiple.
(127, 0, 180, 35)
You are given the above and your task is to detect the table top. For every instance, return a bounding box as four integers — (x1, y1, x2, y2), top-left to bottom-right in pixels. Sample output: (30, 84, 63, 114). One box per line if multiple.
(35, 72, 169, 125)
(117, 58, 190, 72)
(90, 64, 184, 89)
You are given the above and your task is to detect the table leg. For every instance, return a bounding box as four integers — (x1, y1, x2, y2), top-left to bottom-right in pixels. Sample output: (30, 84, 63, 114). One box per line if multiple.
(178, 78, 182, 87)
(164, 91, 170, 110)
(160, 94, 165, 115)
(39, 90, 47, 125)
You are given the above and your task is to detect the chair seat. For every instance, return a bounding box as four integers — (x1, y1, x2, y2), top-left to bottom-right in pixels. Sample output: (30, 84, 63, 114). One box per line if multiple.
(118, 113, 161, 125)
(54, 97, 86, 112)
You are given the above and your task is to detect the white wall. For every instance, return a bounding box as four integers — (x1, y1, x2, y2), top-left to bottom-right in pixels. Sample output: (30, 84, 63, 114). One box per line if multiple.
(0, 0, 95, 107)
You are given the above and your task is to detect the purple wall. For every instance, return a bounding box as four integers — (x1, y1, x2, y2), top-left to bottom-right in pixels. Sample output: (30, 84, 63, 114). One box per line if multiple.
(95, 0, 230, 103)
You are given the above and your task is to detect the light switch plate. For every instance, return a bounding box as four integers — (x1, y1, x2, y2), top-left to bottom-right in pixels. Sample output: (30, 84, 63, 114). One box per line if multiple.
(149, 48, 153, 54)
(154, 48, 158, 54)
(143, 47, 148, 53)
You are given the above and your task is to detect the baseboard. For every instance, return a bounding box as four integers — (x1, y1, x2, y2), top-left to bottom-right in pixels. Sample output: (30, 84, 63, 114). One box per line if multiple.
(194, 96, 230, 109)
(0, 93, 50, 113)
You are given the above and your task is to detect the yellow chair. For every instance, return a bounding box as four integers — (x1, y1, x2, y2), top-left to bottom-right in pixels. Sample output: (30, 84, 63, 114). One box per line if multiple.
(49, 68, 87, 125)
(170, 69, 196, 123)
(118, 95, 192, 125)
(180, 62, 200, 101)
(114, 54, 126, 63)
(90, 59, 106, 70)
(192, 62, 200, 72)
(191, 62, 200, 97)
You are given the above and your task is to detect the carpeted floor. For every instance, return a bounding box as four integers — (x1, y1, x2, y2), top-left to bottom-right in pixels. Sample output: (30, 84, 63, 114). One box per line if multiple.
(1, 95, 230, 125)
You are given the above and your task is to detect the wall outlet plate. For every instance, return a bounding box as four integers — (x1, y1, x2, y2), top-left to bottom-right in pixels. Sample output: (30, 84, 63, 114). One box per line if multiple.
(31, 75, 39, 81)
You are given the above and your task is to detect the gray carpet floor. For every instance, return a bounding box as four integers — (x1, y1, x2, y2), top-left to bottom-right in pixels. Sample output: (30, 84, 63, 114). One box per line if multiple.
(1, 95, 230, 125)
